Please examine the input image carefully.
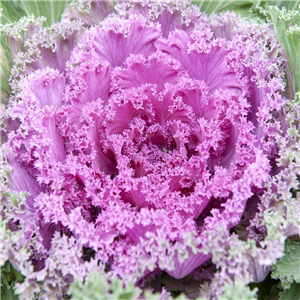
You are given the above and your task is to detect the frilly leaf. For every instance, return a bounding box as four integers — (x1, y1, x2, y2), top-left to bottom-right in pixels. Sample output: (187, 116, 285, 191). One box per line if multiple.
(68, 272, 140, 300)
(8, 19, 84, 97)
(250, 2, 300, 98)
(144, 289, 204, 300)
(219, 279, 258, 300)
(68, 271, 141, 300)
(62, 0, 114, 26)
(271, 239, 300, 289)
(0, 0, 71, 105)
(68, 270, 200, 299)
(0, 15, 45, 104)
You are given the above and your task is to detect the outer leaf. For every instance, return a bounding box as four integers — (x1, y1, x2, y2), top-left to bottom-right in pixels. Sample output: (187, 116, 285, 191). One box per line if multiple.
(268, 1, 300, 11)
(272, 239, 300, 289)
(0, 36, 12, 104)
(68, 271, 141, 300)
(20, 1, 69, 26)
(0, 1, 27, 24)
(0, 16, 45, 105)
(249, 273, 281, 300)
(268, 5, 300, 98)
(192, 1, 259, 17)
(0, 0, 68, 103)
(0, 2, 25, 104)
(279, 282, 300, 300)
(0, 261, 24, 300)
(0, 1, 69, 26)
(219, 279, 258, 300)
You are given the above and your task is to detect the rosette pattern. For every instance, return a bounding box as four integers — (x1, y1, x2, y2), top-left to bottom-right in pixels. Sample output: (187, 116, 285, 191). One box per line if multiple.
(1, 0, 288, 298)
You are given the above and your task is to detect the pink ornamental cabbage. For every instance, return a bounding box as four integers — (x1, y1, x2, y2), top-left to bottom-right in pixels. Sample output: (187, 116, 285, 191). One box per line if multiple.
(2, 0, 286, 296)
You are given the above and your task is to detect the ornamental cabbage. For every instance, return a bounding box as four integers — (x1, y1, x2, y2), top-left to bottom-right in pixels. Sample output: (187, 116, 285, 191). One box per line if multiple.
(1, 0, 296, 299)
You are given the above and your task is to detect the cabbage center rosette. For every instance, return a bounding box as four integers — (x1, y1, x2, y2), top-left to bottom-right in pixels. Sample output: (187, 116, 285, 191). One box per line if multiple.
(3, 0, 285, 287)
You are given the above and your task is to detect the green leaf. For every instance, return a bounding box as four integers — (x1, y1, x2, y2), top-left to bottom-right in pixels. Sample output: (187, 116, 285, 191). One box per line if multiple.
(0, 1, 27, 25)
(219, 279, 258, 300)
(0, 2, 26, 104)
(192, 1, 259, 17)
(20, 1, 69, 26)
(68, 271, 141, 300)
(0, 38, 13, 104)
(0, 15, 45, 104)
(1, 261, 24, 300)
(268, 5, 300, 98)
(249, 273, 281, 300)
(272, 239, 300, 289)
(279, 282, 300, 300)
(268, 1, 300, 11)
(0, 1, 69, 26)
(0, 0, 69, 105)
